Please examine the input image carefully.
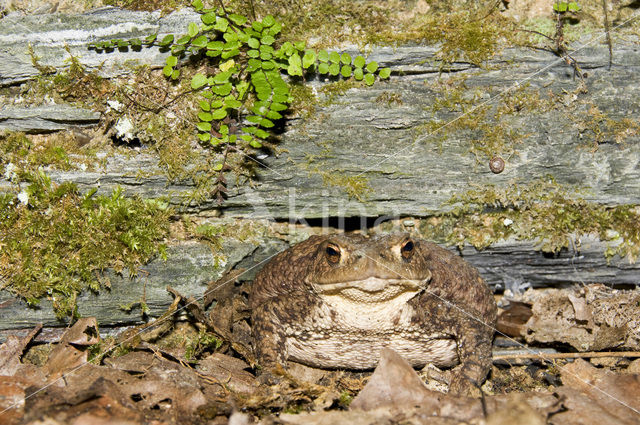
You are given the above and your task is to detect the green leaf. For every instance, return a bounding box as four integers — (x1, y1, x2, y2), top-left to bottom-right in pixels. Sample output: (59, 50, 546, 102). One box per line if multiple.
(248, 49, 260, 58)
(340, 52, 352, 65)
(228, 13, 247, 25)
(318, 63, 329, 74)
(378, 67, 391, 79)
(207, 41, 223, 51)
(261, 118, 274, 128)
(192, 0, 203, 10)
(219, 124, 229, 135)
(213, 163, 223, 171)
(270, 102, 288, 111)
(252, 21, 263, 32)
(199, 100, 211, 111)
(353, 55, 366, 68)
(191, 73, 208, 89)
(269, 21, 282, 35)
(198, 112, 213, 122)
(261, 60, 275, 70)
(223, 31, 238, 42)
(294, 41, 306, 51)
(212, 83, 232, 96)
(302, 50, 316, 68)
(366, 61, 378, 73)
(202, 90, 213, 99)
(198, 133, 211, 142)
(364, 72, 375, 86)
(328, 63, 340, 76)
(160, 34, 174, 46)
(318, 50, 329, 62)
(262, 35, 275, 45)
(176, 35, 190, 45)
(197, 121, 211, 132)
(130, 38, 142, 47)
(192, 35, 208, 48)
(260, 51, 273, 60)
(221, 49, 239, 59)
(266, 110, 282, 120)
(568, 2, 580, 11)
(341, 64, 352, 78)
(201, 12, 216, 25)
(166, 55, 178, 67)
(250, 139, 262, 148)
(262, 15, 275, 27)
(287, 53, 303, 76)
(188, 22, 199, 37)
(354, 67, 364, 80)
(246, 115, 263, 125)
(211, 108, 227, 120)
(260, 44, 274, 54)
(162, 65, 173, 77)
(329, 51, 341, 63)
(145, 34, 157, 44)
(171, 69, 180, 80)
(255, 128, 270, 138)
(213, 71, 231, 84)
(215, 17, 229, 32)
(248, 37, 259, 48)
(553, 2, 568, 12)
(224, 98, 242, 109)
(171, 45, 185, 55)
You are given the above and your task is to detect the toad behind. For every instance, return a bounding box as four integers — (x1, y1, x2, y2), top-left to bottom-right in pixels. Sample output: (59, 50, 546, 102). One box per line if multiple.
(250, 233, 497, 393)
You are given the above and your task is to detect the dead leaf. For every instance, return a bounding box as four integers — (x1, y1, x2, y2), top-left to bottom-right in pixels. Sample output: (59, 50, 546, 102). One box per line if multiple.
(486, 394, 546, 425)
(0, 324, 42, 375)
(196, 353, 259, 394)
(551, 359, 640, 425)
(45, 318, 99, 380)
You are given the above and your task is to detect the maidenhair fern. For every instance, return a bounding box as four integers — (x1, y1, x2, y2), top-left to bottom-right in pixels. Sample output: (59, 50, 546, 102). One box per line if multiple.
(90, 1, 391, 202)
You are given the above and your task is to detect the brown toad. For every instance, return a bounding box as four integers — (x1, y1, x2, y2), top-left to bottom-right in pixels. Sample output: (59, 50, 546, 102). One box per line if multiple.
(250, 233, 497, 393)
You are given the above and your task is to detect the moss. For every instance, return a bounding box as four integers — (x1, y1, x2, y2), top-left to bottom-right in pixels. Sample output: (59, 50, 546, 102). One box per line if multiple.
(184, 329, 223, 360)
(316, 168, 372, 202)
(572, 103, 640, 148)
(0, 172, 172, 319)
(375, 91, 403, 107)
(421, 176, 640, 262)
(103, 0, 192, 13)
(416, 78, 560, 161)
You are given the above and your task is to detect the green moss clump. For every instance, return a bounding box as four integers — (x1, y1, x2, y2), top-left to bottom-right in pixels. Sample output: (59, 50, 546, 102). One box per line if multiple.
(0, 172, 172, 318)
(572, 104, 640, 148)
(422, 176, 640, 262)
(318, 169, 372, 202)
(0, 132, 97, 181)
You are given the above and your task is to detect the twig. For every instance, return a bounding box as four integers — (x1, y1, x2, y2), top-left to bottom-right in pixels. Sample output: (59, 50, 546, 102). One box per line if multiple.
(602, 0, 613, 69)
(493, 351, 640, 361)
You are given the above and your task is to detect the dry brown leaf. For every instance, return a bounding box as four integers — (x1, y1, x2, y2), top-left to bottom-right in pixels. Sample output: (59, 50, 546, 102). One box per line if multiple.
(551, 359, 640, 425)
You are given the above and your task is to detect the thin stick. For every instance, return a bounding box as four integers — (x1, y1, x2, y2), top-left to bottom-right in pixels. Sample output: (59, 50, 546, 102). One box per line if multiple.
(494, 351, 640, 361)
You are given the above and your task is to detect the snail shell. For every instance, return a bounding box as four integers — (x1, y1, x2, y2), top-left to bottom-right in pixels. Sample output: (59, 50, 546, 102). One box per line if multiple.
(489, 156, 505, 174)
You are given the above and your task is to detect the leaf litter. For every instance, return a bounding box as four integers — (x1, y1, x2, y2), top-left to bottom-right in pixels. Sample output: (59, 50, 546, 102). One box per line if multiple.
(0, 284, 639, 424)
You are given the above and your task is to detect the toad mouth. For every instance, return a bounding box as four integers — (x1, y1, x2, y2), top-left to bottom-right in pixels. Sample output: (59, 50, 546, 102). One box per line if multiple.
(314, 277, 430, 294)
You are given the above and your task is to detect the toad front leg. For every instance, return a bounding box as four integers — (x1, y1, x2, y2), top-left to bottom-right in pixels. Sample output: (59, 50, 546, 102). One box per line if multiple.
(415, 296, 496, 395)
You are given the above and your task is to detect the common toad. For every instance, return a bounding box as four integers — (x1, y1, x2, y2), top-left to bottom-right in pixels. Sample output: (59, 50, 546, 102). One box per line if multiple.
(250, 233, 497, 394)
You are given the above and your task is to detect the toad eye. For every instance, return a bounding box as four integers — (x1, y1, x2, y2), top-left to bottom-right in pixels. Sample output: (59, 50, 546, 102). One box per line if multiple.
(401, 240, 414, 260)
(325, 245, 341, 264)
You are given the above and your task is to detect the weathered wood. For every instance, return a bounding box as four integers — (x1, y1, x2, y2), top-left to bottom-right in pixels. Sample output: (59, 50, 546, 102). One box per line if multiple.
(0, 105, 100, 132)
(1, 9, 639, 336)
(1, 9, 639, 217)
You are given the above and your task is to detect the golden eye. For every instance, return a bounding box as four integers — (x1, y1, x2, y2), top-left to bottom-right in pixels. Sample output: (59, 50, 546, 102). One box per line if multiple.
(325, 245, 341, 264)
(401, 240, 414, 260)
